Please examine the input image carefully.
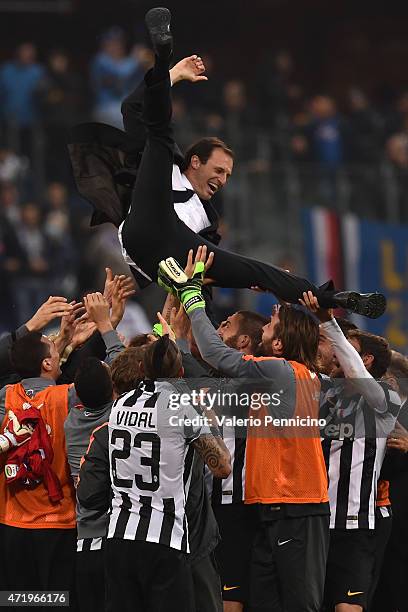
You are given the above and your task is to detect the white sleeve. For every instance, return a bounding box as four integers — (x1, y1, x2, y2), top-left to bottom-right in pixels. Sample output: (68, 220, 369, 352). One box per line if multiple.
(320, 318, 388, 413)
(182, 401, 212, 443)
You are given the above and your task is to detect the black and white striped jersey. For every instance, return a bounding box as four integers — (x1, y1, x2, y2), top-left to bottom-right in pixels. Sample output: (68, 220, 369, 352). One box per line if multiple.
(77, 537, 104, 552)
(320, 379, 400, 530)
(205, 425, 246, 505)
(107, 380, 210, 552)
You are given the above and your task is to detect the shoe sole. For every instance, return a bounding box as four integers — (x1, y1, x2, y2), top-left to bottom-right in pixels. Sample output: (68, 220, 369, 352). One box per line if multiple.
(145, 7, 172, 41)
(346, 292, 387, 319)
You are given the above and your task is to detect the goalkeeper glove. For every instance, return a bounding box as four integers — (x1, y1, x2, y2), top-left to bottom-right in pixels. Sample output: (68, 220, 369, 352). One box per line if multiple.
(158, 257, 206, 314)
(152, 323, 164, 337)
(152, 322, 175, 338)
(0, 411, 35, 453)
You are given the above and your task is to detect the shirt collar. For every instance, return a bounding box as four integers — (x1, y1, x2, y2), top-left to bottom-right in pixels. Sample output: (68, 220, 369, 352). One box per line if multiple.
(21, 377, 56, 391)
(172, 164, 195, 192)
(180, 172, 194, 191)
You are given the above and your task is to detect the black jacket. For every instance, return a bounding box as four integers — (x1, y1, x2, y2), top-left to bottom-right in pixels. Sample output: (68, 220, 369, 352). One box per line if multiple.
(68, 79, 221, 246)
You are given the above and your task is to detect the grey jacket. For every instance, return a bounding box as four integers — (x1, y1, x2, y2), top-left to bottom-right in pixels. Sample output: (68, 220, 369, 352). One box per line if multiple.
(64, 400, 113, 540)
(0, 377, 78, 418)
(189, 309, 296, 419)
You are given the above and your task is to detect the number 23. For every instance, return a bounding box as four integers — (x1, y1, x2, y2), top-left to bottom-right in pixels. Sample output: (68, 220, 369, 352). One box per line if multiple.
(111, 430, 161, 492)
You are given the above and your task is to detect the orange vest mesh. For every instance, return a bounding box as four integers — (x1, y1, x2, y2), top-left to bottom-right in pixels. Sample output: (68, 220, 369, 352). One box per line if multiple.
(0, 383, 76, 529)
(243, 355, 329, 505)
(376, 479, 390, 507)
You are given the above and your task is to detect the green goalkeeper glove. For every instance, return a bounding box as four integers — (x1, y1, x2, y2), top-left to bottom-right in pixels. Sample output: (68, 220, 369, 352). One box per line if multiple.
(152, 323, 164, 337)
(152, 322, 175, 338)
(158, 258, 206, 315)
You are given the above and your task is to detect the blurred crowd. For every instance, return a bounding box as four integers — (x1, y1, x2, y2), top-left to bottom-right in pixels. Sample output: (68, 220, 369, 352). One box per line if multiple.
(2, 29, 408, 330)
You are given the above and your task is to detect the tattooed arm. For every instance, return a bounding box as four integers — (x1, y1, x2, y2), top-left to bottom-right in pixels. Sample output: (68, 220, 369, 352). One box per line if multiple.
(192, 434, 231, 478)
(161, 293, 179, 324)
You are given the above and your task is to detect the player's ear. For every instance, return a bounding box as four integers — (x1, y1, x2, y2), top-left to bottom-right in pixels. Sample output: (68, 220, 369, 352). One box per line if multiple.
(42, 356, 52, 373)
(238, 335, 250, 350)
(272, 337, 283, 355)
(190, 155, 201, 170)
(362, 353, 374, 370)
(384, 374, 398, 392)
(178, 366, 185, 378)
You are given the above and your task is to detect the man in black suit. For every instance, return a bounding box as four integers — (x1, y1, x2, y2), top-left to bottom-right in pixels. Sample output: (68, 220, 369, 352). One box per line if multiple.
(69, 7, 385, 320)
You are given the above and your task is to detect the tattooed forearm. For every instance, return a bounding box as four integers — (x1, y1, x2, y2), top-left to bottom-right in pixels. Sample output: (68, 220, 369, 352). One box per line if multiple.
(193, 434, 231, 477)
(161, 294, 178, 323)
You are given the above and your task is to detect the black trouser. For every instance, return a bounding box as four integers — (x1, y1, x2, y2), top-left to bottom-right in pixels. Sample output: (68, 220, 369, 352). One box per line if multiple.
(121, 60, 338, 308)
(76, 540, 106, 612)
(248, 513, 330, 612)
(191, 552, 223, 612)
(324, 528, 377, 610)
(367, 514, 393, 610)
(370, 516, 408, 612)
(105, 538, 195, 612)
(0, 524, 77, 611)
(213, 503, 255, 604)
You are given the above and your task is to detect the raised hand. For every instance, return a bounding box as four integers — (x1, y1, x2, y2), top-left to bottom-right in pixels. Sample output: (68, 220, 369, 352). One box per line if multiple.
(111, 275, 136, 328)
(156, 312, 176, 343)
(184, 246, 214, 279)
(84, 292, 112, 334)
(71, 320, 98, 350)
(170, 54, 208, 85)
(298, 291, 333, 323)
(170, 303, 191, 340)
(55, 301, 86, 355)
(25, 296, 74, 332)
(102, 267, 115, 306)
(158, 256, 206, 315)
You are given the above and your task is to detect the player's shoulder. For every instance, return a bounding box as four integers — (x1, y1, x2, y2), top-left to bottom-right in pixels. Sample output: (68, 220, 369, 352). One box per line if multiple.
(242, 354, 290, 370)
(156, 378, 191, 397)
(376, 379, 401, 414)
(92, 422, 109, 447)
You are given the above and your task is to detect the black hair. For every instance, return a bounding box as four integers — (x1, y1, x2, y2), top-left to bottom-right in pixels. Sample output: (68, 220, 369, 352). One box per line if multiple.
(348, 330, 391, 379)
(111, 347, 145, 395)
(181, 137, 234, 172)
(10, 331, 49, 378)
(236, 310, 269, 354)
(74, 357, 113, 409)
(142, 336, 182, 379)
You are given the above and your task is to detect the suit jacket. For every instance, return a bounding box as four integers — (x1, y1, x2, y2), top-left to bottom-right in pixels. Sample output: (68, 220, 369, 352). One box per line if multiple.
(67, 79, 221, 246)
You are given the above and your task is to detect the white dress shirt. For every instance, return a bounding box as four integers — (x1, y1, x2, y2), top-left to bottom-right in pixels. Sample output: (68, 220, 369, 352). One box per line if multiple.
(118, 164, 211, 281)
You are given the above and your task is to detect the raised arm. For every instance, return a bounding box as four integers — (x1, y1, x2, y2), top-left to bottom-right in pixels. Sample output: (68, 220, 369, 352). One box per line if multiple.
(158, 247, 288, 379)
(84, 292, 125, 364)
(157, 249, 296, 420)
(0, 296, 74, 380)
(300, 291, 389, 413)
(190, 308, 259, 377)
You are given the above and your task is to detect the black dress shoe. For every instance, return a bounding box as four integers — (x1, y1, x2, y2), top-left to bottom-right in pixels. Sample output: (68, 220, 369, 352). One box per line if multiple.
(145, 7, 172, 59)
(333, 291, 387, 319)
